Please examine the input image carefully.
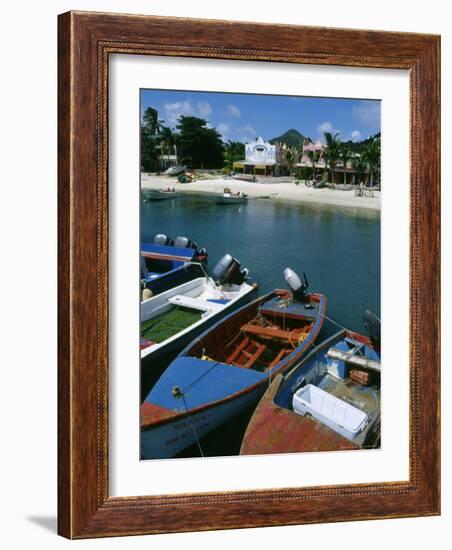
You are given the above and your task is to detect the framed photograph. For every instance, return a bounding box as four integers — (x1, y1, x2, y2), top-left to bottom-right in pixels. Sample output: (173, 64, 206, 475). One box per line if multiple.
(58, 11, 440, 538)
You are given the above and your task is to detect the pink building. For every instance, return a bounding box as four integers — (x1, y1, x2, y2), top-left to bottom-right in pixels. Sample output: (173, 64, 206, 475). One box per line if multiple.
(299, 139, 326, 167)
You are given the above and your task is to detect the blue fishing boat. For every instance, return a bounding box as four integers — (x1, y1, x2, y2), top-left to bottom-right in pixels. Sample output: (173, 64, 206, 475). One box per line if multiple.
(141, 234, 208, 297)
(141, 269, 326, 459)
(240, 320, 381, 455)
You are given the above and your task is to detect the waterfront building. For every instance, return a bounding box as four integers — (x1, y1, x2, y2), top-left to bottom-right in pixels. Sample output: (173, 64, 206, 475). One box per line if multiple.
(233, 136, 280, 176)
(297, 139, 370, 185)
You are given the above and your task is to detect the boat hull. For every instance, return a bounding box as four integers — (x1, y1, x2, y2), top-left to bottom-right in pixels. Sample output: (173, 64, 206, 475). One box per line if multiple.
(165, 165, 186, 176)
(141, 383, 264, 459)
(144, 263, 204, 297)
(143, 190, 178, 200)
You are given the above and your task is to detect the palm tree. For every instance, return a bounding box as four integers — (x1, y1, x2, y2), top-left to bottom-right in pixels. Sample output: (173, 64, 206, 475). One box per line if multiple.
(362, 137, 381, 188)
(222, 141, 245, 173)
(306, 150, 320, 183)
(324, 132, 341, 186)
(285, 147, 297, 177)
(142, 107, 165, 136)
(159, 126, 176, 164)
(339, 146, 352, 185)
(351, 154, 367, 186)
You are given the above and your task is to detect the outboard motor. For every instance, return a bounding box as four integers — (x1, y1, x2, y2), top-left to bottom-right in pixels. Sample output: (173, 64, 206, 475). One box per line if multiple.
(153, 233, 173, 246)
(212, 254, 249, 286)
(174, 235, 197, 249)
(284, 268, 309, 303)
(196, 247, 208, 265)
(362, 310, 381, 352)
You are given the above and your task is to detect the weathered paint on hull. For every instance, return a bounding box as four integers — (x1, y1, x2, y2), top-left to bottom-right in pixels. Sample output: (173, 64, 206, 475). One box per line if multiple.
(141, 384, 265, 459)
(239, 376, 360, 455)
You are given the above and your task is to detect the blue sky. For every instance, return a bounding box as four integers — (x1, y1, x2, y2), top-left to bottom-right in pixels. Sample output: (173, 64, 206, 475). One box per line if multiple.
(140, 89, 380, 144)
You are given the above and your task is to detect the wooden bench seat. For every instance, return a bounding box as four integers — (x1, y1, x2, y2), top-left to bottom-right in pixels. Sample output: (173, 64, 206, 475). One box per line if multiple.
(241, 322, 293, 342)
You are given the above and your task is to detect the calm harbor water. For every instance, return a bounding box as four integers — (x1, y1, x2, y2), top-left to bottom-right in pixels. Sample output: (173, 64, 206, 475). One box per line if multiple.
(141, 192, 380, 458)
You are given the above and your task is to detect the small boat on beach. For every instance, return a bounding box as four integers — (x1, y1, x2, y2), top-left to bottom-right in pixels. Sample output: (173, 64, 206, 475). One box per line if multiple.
(141, 234, 208, 297)
(165, 165, 186, 176)
(240, 320, 381, 456)
(141, 269, 326, 459)
(142, 188, 178, 200)
(230, 174, 257, 183)
(216, 188, 248, 205)
(140, 254, 256, 400)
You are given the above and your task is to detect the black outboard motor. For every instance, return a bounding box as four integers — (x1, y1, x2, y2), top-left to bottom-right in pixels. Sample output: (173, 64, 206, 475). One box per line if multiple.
(196, 247, 208, 265)
(153, 233, 174, 246)
(284, 268, 310, 303)
(212, 254, 249, 285)
(174, 235, 197, 249)
(362, 310, 381, 352)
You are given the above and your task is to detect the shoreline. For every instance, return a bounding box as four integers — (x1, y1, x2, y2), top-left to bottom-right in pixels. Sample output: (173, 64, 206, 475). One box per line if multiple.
(141, 174, 381, 212)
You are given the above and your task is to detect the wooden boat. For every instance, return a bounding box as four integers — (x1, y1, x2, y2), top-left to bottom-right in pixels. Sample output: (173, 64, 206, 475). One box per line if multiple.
(141, 271, 326, 459)
(140, 254, 256, 400)
(216, 188, 248, 205)
(240, 327, 381, 456)
(141, 234, 207, 297)
(142, 188, 178, 200)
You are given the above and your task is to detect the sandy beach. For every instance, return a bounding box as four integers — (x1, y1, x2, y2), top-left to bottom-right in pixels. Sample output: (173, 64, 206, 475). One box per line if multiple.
(141, 174, 380, 212)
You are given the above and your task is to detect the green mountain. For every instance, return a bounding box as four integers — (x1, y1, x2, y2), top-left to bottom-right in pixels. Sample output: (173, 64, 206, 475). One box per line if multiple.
(269, 129, 306, 148)
(341, 132, 381, 154)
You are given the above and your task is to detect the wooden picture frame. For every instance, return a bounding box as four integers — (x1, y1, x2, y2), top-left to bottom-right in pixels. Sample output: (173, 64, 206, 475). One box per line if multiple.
(58, 11, 440, 538)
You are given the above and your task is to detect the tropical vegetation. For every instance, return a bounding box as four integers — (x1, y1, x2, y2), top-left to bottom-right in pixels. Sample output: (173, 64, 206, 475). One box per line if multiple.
(351, 154, 367, 186)
(306, 149, 320, 183)
(323, 131, 342, 185)
(362, 137, 381, 187)
(175, 116, 224, 169)
(339, 145, 352, 185)
(223, 141, 245, 173)
(285, 147, 298, 176)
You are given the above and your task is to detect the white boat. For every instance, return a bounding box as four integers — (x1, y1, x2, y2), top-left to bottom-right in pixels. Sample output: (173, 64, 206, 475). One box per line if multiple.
(140, 254, 256, 400)
(165, 165, 186, 176)
(216, 188, 248, 205)
(142, 188, 178, 200)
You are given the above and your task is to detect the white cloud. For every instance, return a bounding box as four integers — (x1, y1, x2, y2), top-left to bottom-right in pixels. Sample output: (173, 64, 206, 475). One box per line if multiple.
(226, 104, 241, 118)
(217, 123, 230, 138)
(163, 100, 212, 126)
(163, 100, 193, 125)
(196, 101, 212, 118)
(239, 124, 256, 136)
(352, 102, 380, 128)
(351, 130, 362, 141)
(316, 121, 340, 138)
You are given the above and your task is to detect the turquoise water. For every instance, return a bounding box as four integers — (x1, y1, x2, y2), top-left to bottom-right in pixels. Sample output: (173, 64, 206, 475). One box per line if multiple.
(141, 193, 380, 332)
(140, 192, 380, 458)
